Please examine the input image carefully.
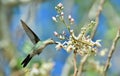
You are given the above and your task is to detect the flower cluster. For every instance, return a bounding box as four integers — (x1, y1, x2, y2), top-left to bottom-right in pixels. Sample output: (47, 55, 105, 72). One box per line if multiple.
(23, 62, 54, 76)
(52, 3, 74, 25)
(55, 22, 101, 56)
(54, 31, 66, 40)
(53, 3, 101, 56)
(52, 3, 64, 22)
(68, 15, 74, 24)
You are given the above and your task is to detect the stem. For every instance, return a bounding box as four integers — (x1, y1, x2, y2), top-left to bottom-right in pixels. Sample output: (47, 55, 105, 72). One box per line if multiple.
(62, 19, 76, 41)
(103, 28, 120, 76)
(90, 0, 105, 39)
(73, 50, 78, 76)
(78, 0, 105, 76)
(62, 19, 79, 76)
(77, 54, 89, 76)
(62, 20, 71, 34)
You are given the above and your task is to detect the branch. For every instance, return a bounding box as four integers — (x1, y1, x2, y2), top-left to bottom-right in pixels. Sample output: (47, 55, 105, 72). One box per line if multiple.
(73, 51, 78, 76)
(103, 28, 120, 76)
(90, 0, 105, 39)
(61, 54, 73, 76)
(77, 54, 89, 76)
(77, 0, 105, 76)
(1, 0, 45, 6)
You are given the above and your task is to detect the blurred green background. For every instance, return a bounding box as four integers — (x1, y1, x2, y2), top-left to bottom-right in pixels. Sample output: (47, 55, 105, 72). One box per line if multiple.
(0, 0, 120, 76)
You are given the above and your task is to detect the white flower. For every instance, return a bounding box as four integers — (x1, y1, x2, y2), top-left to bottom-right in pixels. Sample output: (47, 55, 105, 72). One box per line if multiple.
(57, 3, 63, 8)
(85, 38, 91, 42)
(52, 16, 57, 22)
(86, 35, 90, 39)
(41, 62, 55, 71)
(90, 40, 95, 46)
(62, 41, 68, 45)
(54, 31, 58, 36)
(30, 63, 40, 76)
(99, 48, 107, 56)
(66, 45, 75, 52)
(95, 40, 101, 47)
(91, 21, 94, 23)
(68, 41, 72, 45)
(100, 50, 105, 56)
(59, 35, 63, 39)
(82, 48, 86, 52)
(30, 68, 40, 76)
(70, 18, 74, 24)
(70, 29, 74, 33)
(68, 15, 74, 24)
(60, 12, 64, 16)
(56, 15, 59, 18)
(68, 15, 72, 20)
(79, 51, 84, 56)
(62, 31, 66, 35)
(91, 21, 96, 24)
(39, 62, 54, 75)
(55, 42, 63, 50)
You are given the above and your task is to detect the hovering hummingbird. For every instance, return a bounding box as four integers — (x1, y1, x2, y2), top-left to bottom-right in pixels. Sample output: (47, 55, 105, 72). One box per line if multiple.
(20, 20, 56, 67)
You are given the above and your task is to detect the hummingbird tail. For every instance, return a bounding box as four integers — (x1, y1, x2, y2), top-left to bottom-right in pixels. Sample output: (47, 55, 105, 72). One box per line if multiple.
(21, 54, 33, 67)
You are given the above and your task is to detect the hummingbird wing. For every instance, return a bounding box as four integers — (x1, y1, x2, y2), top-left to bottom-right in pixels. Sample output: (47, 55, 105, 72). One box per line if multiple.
(21, 20, 40, 44)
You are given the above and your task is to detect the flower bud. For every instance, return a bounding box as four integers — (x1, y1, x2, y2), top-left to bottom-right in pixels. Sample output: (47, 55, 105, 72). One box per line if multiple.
(52, 16, 57, 22)
(54, 31, 58, 36)
(99, 48, 107, 56)
(95, 40, 101, 47)
(55, 6, 58, 10)
(57, 3, 63, 8)
(60, 12, 64, 16)
(70, 18, 74, 24)
(62, 31, 66, 35)
(68, 15, 72, 20)
(59, 35, 65, 40)
(56, 15, 59, 18)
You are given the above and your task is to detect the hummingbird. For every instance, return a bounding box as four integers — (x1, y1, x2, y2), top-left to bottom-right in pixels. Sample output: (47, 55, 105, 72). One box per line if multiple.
(20, 20, 56, 67)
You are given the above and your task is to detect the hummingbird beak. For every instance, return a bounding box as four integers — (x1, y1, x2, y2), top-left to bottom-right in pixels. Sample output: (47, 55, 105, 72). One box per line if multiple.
(49, 38, 58, 44)
(55, 42, 58, 44)
(55, 42, 59, 44)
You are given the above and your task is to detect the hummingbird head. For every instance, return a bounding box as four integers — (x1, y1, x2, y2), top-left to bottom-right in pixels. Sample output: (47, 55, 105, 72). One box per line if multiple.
(44, 38, 56, 45)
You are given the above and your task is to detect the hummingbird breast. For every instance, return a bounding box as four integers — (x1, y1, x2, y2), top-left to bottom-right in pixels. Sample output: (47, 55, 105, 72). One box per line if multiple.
(33, 41, 46, 55)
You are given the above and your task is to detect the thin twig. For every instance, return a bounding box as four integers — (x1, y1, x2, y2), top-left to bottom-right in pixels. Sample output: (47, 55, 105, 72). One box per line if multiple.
(77, 0, 105, 76)
(73, 50, 78, 76)
(77, 54, 89, 76)
(61, 54, 73, 76)
(90, 0, 105, 39)
(103, 28, 120, 76)
(61, 15, 79, 76)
